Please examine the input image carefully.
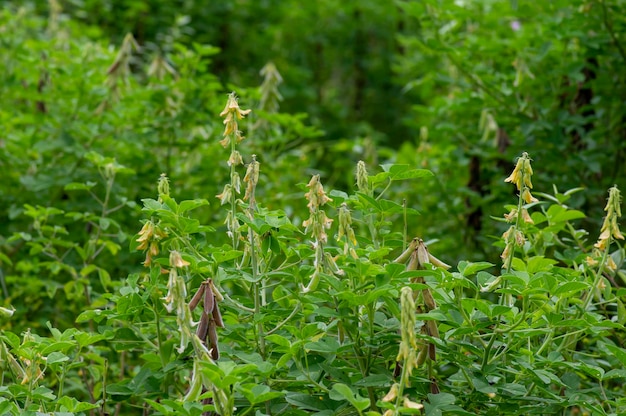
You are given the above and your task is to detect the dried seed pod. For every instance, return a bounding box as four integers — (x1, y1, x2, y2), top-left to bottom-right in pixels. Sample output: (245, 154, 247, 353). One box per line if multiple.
(427, 251, 451, 269)
(208, 320, 219, 360)
(416, 241, 430, 267)
(196, 313, 209, 341)
(208, 279, 224, 302)
(422, 288, 437, 311)
(204, 284, 215, 315)
(426, 319, 440, 339)
(428, 342, 437, 361)
(189, 283, 206, 311)
(407, 250, 420, 271)
(394, 238, 419, 264)
(212, 303, 224, 328)
(430, 378, 440, 394)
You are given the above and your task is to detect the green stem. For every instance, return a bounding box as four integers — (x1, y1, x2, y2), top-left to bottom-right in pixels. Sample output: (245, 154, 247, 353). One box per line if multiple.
(153, 298, 167, 369)
(267, 304, 300, 335)
(229, 134, 239, 249)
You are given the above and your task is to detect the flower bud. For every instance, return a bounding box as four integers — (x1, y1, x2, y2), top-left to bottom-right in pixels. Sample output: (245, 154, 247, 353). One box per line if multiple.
(158, 173, 170, 197)
(355, 161, 370, 196)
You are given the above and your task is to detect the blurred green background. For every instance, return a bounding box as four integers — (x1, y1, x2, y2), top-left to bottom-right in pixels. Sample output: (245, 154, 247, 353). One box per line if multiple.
(1, 0, 625, 303)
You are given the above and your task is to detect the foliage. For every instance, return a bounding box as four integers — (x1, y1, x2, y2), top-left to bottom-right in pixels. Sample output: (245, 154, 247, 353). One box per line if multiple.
(30, 0, 626, 262)
(1, 3, 626, 416)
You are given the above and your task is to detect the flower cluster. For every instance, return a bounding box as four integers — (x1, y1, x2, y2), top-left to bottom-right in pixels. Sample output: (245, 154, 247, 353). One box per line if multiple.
(337, 203, 357, 258)
(163, 251, 194, 353)
(217, 92, 252, 245)
(504, 152, 538, 204)
(302, 175, 333, 244)
(136, 220, 167, 266)
(587, 186, 624, 273)
(501, 152, 537, 270)
(595, 186, 624, 251)
(302, 175, 335, 292)
(219, 92, 251, 149)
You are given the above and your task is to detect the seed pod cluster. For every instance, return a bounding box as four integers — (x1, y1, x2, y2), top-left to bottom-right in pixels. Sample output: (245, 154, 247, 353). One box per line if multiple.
(190, 279, 225, 360)
(395, 238, 448, 366)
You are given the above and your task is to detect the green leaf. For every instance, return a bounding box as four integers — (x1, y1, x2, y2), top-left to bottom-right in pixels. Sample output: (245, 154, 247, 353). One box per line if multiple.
(238, 384, 284, 404)
(80, 264, 98, 277)
(177, 216, 201, 233)
(106, 382, 134, 395)
(458, 261, 494, 276)
(31, 386, 56, 400)
(144, 399, 173, 413)
(305, 337, 340, 354)
(141, 198, 164, 211)
(603, 369, 626, 380)
(380, 163, 433, 180)
(266, 334, 291, 349)
(526, 256, 557, 273)
(212, 250, 243, 263)
(354, 374, 392, 387)
(64, 181, 97, 191)
(605, 344, 626, 367)
(553, 281, 589, 297)
(285, 393, 334, 411)
(577, 363, 604, 380)
(179, 198, 210, 213)
(329, 383, 370, 411)
(41, 342, 75, 355)
(75, 309, 110, 323)
(46, 351, 70, 364)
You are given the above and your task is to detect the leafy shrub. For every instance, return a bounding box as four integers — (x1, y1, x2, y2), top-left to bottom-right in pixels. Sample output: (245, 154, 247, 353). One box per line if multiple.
(1, 4, 625, 416)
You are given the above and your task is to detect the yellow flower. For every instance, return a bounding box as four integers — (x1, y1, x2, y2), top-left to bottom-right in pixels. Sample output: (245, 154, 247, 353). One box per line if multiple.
(504, 164, 522, 190)
(170, 250, 190, 268)
(219, 94, 252, 119)
(505, 152, 536, 200)
(403, 397, 424, 410)
(219, 92, 251, 147)
(521, 208, 534, 224)
(585, 256, 598, 267)
(504, 209, 518, 222)
(136, 221, 154, 250)
(521, 188, 538, 204)
(595, 186, 624, 249)
(382, 383, 398, 402)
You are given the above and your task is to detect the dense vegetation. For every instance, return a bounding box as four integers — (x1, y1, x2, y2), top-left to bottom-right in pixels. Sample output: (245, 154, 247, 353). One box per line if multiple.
(1, 1, 625, 415)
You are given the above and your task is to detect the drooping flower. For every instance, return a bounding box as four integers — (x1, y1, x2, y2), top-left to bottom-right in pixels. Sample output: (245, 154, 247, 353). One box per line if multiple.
(505, 152, 537, 203)
(219, 92, 251, 148)
(595, 186, 624, 250)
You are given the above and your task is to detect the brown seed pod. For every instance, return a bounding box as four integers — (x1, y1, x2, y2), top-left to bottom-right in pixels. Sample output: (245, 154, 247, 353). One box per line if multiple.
(196, 313, 209, 341)
(204, 284, 215, 315)
(430, 378, 440, 394)
(428, 342, 437, 361)
(207, 320, 219, 360)
(426, 320, 440, 339)
(212, 303, 224, 328)
(422, 288, 437, 311)
(208, 279, 224, 302)
(393, 238, 419, 264)
(407, 250, 420, 271)
(416, 241, 430, 267)
(189, 283, 206, 312)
